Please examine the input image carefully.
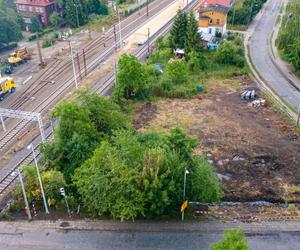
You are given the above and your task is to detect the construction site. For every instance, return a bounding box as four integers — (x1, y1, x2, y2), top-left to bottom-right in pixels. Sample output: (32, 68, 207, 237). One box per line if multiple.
(133, 75, 300, 220)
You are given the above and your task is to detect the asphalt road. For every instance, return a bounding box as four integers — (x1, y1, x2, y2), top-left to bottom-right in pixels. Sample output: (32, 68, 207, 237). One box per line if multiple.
(249, 0, 300, 110)
(0, 221, 300, 249)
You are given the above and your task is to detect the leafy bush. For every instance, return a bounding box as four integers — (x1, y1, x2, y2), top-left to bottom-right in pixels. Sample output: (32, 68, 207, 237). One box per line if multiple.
(210, 228, 250, 250)
(165, 58, 189, 85)
(42, 93, 129, 183)
(28, 34, 37, 41)
(74, 128, 222, 220)
(113, 54, 150, 100)
(42, 38, 55, 48)
(214, 40, 245, 68)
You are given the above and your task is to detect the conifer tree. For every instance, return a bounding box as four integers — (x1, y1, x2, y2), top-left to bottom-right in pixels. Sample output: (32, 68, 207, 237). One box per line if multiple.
(185, 12, 202, 54)
(169, 10, 188, 50)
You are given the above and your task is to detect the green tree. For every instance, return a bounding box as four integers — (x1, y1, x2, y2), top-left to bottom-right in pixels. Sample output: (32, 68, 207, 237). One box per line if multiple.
(65, 0, 88, 27)
(113, 54, 149, 100)
(50, 11, 61, 27)
(42, 100, 101, 183)
(42, 93, 128, 183)
(0, 12, 22, 44)
(210, 228, 250, 250)
(16, 165, 66, 208)
(215, 40, 245, 67)
(74, 128, 222, 220)
(288, 39, 300, 72)
(29, 16, 43, 33)
(169, 10, 188, 50)
(165, 59, 188, 85)
(185, 11, 202, 54)
(97, 2, 109, 15)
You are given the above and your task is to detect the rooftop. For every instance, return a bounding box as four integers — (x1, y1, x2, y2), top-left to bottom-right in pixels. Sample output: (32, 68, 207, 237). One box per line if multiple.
(15, 0, 55, 7)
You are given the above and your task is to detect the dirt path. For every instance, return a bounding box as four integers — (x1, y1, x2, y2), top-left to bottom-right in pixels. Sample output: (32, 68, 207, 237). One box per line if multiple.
(134, 77, 300, 203)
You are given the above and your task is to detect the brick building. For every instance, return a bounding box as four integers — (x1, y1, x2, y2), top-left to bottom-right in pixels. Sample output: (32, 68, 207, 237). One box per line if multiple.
(15, 0, 56, 28)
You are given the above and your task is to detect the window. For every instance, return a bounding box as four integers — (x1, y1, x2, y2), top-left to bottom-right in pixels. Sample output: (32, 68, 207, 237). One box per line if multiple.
(209, 28, 212, 34)
(209, 19, 213, 24)
(216, 19, 220, 25)
(29, 6, 33, 12)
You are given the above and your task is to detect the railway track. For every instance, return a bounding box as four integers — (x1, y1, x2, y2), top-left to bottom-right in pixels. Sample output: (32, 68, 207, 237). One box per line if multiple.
(0, 0, 177, 152)
(0, 0, 197, 204)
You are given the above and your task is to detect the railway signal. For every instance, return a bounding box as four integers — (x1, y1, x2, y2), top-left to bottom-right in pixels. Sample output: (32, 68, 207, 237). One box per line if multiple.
(60, 187, 71, 217)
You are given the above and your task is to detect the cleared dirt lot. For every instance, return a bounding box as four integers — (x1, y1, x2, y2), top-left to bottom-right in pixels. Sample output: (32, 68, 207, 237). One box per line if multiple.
(133, 76, 300, 203)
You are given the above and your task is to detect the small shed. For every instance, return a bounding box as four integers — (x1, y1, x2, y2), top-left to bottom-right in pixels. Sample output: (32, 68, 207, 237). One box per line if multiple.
(174, 48, 185, 59)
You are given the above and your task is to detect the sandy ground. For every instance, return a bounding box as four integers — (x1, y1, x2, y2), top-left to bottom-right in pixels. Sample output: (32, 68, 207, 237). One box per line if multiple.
(133, 76, 300, 205)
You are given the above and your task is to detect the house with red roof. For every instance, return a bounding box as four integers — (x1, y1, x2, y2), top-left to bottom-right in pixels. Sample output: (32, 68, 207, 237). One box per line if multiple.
(16, 0, 56, 28)
(194, 0, 232, 37)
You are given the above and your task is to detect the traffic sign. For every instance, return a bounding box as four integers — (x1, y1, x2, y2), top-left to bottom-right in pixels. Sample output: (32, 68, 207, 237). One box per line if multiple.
(180, 200, 188, 213)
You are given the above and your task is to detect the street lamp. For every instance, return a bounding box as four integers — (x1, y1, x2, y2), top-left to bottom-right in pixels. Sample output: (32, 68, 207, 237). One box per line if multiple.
(182, 167, 189, 221)
(27, 143, 49, 214)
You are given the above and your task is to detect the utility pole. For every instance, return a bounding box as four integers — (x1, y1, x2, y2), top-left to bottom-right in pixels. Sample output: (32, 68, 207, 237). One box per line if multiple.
(69, 41, 78, 88)
(28, 144, 49, 214)
(297, 104, 300, 127)
(0, 115, 6, 132)
(82, 49, 87, 76)
(248, 0, 254, 26)
(74, 4, 80, 28)
(147, 28, 150, 55)
(76, 53, 82, 80)
(113, 24, 117, 82)
(37, 39, 45, 67)
(231, 7, 236, 26)
(147, 0, 149, 16)
(18, 168, 32, 221)
(115, 4, 122, 48)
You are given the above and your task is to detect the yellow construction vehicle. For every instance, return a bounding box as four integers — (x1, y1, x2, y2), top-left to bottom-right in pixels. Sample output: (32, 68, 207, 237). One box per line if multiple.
(8, 48, 31, 65)
(0, 77, 16, 101)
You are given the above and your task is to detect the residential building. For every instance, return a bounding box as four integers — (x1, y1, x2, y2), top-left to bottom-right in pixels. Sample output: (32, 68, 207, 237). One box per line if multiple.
(15, 0, 56, 28)
(194, 0, 231, 36)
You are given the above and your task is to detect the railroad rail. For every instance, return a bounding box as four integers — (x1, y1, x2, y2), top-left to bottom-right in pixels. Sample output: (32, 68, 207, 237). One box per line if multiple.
(0, 0, 197, 204)
(0, 0, 178, 152)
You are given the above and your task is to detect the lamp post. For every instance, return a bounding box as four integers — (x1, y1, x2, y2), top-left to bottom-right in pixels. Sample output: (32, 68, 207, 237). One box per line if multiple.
(182, 167, 189, 221)
(27, 143, 49, 214)
(18, 168, 32, 221)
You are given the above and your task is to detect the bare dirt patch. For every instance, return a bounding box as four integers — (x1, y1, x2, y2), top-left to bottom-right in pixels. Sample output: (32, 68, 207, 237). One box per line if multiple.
(134, 77, 300, 203)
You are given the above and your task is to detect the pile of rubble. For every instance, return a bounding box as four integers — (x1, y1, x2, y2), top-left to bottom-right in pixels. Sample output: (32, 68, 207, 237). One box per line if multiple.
(241, 89, 266, 108)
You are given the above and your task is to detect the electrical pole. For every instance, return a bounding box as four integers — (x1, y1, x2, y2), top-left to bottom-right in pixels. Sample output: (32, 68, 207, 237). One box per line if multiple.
(37, 39, 45, 67)
(113, 24, 117, 83)
(115, 4, 122, 48)
(69, 41, 78, 88)
(147, 28, 150, 55)
(82, 49, 87, 76)
(248, 0, 254, 26)
(297, 104, 300, 127)
(76, 53, 82, 80)
(28, 144, 49, 214)
(0, 115, 6, 132)
(74, 4, 80, 28)
(147, 0, 149, 16)
(18, 168, 32, 221)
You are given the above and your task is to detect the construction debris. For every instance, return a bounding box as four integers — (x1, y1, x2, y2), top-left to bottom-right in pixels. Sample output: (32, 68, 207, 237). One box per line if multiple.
(251, 98, 266, 108)
(241, 89, 256, 100)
